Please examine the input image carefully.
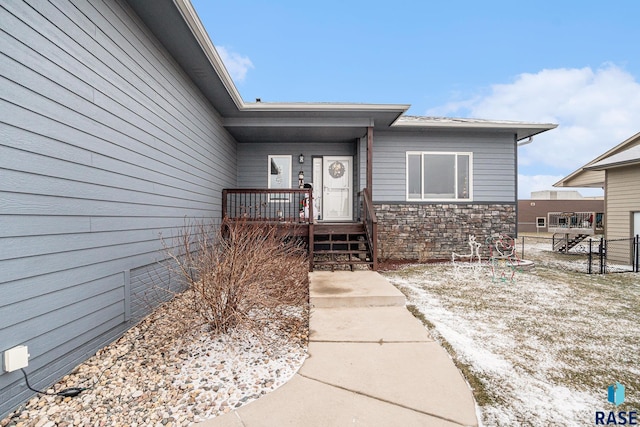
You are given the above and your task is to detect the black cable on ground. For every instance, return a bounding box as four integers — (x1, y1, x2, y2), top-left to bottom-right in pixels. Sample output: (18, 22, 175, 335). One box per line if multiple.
(20, 369, 86, 397)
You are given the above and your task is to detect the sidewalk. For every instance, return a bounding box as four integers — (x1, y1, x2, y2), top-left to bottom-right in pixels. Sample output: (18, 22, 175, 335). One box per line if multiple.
(198, 271, 478, 427)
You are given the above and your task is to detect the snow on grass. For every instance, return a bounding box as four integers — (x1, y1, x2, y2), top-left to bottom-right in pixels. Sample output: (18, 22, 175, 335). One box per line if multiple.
(383, 244, 639, 426)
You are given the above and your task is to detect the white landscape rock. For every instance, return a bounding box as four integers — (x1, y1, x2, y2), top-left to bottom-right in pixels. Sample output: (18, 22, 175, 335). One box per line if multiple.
(1, 294, 308, 427)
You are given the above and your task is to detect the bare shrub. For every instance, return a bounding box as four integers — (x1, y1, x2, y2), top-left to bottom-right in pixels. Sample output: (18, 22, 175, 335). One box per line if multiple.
(164, 220, 309, 335)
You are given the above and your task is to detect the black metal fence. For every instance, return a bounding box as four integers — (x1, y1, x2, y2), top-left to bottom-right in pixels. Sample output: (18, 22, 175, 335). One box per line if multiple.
(518, 234, 640, 275)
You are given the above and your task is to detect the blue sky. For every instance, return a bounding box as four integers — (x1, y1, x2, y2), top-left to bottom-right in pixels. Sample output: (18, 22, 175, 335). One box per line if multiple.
(191, 0, 640, 198)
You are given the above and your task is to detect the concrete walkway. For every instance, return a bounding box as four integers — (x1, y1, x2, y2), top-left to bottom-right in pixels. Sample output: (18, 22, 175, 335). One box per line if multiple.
(199, 271, 478, 427)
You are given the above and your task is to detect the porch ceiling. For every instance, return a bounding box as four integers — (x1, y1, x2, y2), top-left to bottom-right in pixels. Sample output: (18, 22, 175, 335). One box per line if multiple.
(223, 114, 398, 143)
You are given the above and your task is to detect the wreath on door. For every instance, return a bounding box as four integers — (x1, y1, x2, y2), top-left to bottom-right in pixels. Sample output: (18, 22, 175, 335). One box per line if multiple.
(328, 161, 345, 178)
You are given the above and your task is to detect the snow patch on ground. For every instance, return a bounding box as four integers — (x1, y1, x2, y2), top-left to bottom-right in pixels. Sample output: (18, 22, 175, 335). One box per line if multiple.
(384, 246, 639, 426)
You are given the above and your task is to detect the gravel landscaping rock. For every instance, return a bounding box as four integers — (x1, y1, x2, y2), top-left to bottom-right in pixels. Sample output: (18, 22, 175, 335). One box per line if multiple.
(1, 292, 308, 427)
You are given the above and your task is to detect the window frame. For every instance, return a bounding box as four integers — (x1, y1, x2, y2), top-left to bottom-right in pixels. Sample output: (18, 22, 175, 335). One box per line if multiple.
(405, 151, 473, 201)
(536, 217, 546, 228)
(267, 155, 292, 202)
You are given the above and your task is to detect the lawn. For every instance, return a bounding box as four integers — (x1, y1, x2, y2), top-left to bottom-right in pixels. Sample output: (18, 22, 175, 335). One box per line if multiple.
(382, 239, 639, 426)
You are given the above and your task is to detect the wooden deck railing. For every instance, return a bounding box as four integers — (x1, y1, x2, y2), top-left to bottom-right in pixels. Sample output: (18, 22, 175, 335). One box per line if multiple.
(548, 211, 604, 235)
(222, 188, 314, 223)
(222, 189, 315, 269)
(361, 189, 378, 270)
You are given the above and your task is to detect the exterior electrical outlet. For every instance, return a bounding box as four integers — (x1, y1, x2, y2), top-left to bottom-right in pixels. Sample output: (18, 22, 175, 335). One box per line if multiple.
(4, 346, 29, 372)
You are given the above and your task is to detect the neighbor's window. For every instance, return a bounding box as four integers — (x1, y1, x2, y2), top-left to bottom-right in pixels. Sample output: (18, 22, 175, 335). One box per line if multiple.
(537, 217, 546, 228)
(406, 152, 472, 201)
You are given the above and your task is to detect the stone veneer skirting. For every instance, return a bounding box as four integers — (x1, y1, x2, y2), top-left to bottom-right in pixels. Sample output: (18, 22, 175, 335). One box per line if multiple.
(374, 203, 516, 261)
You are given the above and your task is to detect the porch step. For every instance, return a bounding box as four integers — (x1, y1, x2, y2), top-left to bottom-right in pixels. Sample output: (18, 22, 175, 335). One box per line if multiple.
(311, 223, 373, 271)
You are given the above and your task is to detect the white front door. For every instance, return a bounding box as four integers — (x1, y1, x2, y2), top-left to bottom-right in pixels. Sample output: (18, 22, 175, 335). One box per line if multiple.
(323, 156, 352, 221)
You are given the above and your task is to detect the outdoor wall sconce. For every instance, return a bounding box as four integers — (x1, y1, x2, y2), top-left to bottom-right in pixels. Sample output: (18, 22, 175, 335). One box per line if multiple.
(299, 153, 304, 164)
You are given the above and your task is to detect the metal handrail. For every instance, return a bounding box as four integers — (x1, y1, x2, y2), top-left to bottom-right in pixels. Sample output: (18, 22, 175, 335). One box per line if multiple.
(361, 189, 378, 270)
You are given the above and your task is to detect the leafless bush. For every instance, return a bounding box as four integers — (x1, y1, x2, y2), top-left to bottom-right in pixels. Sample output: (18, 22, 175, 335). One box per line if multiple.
(164, 220, 309, 335)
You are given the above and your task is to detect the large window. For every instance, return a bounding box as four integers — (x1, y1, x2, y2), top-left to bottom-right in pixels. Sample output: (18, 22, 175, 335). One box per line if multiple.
(406, 152, 472, 201)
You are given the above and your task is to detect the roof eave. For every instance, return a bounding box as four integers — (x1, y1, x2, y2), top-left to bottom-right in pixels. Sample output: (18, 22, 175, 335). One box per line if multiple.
(586, 159, 640, 171)
(392, 120, 557, 140)
(173, 0, 244, 109)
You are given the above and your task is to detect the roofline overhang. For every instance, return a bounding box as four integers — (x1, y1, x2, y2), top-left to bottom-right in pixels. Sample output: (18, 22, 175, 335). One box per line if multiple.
(392, 119, 557, 141)
(173, 0, 244, 110)
(586, 158, 640, 170)
(174, 0, 412, 119)
(129, 0, 558, 142)
(554, 131, 640, 188)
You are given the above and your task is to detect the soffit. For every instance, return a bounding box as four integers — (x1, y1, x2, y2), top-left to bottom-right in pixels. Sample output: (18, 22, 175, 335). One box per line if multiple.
(554, 132, 640, 188)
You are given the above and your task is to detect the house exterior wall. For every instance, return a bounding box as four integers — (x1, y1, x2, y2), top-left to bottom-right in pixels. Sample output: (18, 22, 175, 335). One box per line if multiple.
(236, 141, 358, 218)
(236, 142, 356, 188)
(0, 0, 237, 417)
(605, 165, 640, 264)
(517, 200, 604, 233)
(370, 130, 517, 260)
(371, 130, 517, 203)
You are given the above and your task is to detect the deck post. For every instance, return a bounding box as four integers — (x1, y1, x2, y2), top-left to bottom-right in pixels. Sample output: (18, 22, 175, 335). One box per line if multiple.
(222, 189, 227, 220)
(367, 126, 373, 199)
(309, 190, 314, 271)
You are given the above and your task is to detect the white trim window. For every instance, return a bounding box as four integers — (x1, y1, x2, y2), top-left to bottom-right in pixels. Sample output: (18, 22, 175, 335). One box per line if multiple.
(268, 155, 291, 201)
(406, 152, 472, 201)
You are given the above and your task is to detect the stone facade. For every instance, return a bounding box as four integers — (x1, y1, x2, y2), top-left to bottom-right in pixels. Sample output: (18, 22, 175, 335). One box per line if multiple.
(374, 203, 516, 261)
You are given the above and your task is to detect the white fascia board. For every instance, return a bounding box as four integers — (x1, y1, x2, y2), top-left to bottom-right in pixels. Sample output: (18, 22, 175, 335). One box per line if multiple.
(173, 0, 244, 109)
(223, 117, 376, 127)
(393, 119, 557, 132)
(240, 102, 411, 114)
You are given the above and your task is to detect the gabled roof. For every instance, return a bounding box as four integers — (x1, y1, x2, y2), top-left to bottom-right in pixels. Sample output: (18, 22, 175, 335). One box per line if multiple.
(126, 0, 556, 143)
(554, 132, 640, 188)
(587, 144, 640, 170)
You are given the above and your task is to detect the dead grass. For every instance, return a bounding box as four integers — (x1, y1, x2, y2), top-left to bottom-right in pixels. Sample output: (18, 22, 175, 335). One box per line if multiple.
(383, 243, 639, 426)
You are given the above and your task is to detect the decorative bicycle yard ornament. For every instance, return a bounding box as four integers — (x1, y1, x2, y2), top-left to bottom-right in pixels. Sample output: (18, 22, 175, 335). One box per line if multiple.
(486, 233, 522, 282)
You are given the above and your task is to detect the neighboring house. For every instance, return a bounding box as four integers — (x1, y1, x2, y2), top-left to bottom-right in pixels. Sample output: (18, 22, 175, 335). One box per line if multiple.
(555, 132, 640, 264)
(518, 191, 604, 233)
(0, 0, 556, 416)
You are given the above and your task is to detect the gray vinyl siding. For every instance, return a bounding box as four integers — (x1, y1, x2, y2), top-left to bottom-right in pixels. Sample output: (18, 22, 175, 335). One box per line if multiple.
(0, 0, 237, 417)
(358, 135, 367, 192)
(236, 142, 356, 188)
(372, 131, 517, 203)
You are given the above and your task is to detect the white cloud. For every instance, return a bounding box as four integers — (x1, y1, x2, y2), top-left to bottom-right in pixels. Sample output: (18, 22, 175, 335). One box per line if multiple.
(216, 46, 254, 83)
(427, 65, 640, 198)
